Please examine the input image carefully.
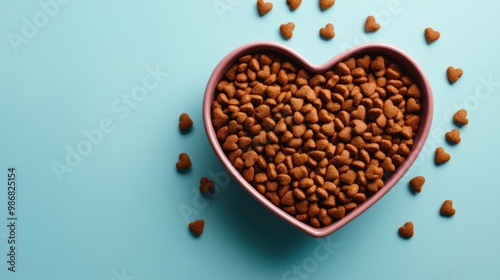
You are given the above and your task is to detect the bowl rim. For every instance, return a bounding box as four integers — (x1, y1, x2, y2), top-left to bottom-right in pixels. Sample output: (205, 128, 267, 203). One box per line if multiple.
(203, 41, 433, 237)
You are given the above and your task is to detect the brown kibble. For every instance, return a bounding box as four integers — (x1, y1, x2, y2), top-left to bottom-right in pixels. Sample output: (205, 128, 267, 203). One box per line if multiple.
(320, 23, 335, 39)
(328, 206, 345, 220)
(212, 108, 228, 128)
(445, 129, 461, 144)
(179, 113, 193, 130)
(453, 109, 468, 126)
(176, 153, 192, 170)
(398, 221, 414, 239)
(440, 200, 456, 217)
(424, 27, 440, 44)
(280, 22, 295, 40)
(257, 0, 273, 16)
(200, 177, 215, 194)
(356, 55, 371, 70)
(222, 135, 239, 151)
(319, 0, 335, 10)
(364, 16, 380, 32)
(189, 220, 205, 236)
(287, 0, 302, 11)
(281, 190, 295, 206)
(383, 99, 399, 119)
(435, 147, 451, 165)
(340, 169, 356, 185)
(409, 176, 425, 193)
(213, 52, 424, 228)
(447, 66, 463, 84)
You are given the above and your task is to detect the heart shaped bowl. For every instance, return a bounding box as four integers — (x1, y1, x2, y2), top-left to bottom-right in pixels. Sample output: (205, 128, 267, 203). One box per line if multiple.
(203, 42, 433, 237)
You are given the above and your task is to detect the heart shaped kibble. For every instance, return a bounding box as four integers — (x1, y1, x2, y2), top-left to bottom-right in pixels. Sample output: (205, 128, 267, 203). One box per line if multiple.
(287, 0, 302, 11)
(453, 109, 468, 126)
(199, 177, 215, 194)
(320, 0, 335, 11)
(365, 16, 380, 32)
(257, 0, 273, 16)
(445, 129, 461, 144)
(280, 22, 295, 40)
(203, 43, 433, 237)
(409, 175, 425, 193)
(176, 153, 192, 170)
(179, 113, 193, 130)
(435, 147, 450, 165)
(189, 220, 205, 236)
(398, 221, 414, 238)
(320, 23, 335, 40)
(440, 200, 455, 217)
(424, 27, 440, 44)
(447, 66, 463, 84)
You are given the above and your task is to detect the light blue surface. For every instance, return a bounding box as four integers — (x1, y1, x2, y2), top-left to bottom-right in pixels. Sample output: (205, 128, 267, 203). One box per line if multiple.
(1, 0, 499, 279)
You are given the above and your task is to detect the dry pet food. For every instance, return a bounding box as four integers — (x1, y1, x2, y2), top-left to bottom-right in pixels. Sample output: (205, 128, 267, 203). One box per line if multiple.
(320, 23, 335, 39)
(287, 0, 302, 11)
(189, 220, 205, 236)
(176, 153, 192, 170)
(365, 16, 380, 32)
(424, 27, 440, 44)
(409, 176, 425, 193)
(211, 52, 423, 228)
(445, 129, 461, 144)
(398, 221, 414, 238)
(320, 0, 335, 11)
(435, 147, 450, 165)
(280, 22, 295, 39)
(200, 177, 215, 194)
(179, 113, 193, 130)
(453, 109, 468, 126)
(447, 66, 463, 83)
(257, 0, 273, 16)
(440, 200, 455, 217)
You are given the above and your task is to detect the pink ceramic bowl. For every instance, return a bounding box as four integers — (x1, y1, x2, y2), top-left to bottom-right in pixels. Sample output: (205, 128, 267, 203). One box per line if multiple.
(203, 42, 433, 237)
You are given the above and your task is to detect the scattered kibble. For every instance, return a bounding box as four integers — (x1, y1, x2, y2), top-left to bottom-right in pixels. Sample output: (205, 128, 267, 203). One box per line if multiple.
(257, 0, 273, 16)
(319, 23, 335, 39)
(398, 221, 414, 238)
(447, 66, 463, 83)
(424, 27, 440, 44)
(365, 16, 380, 32)
(440, 200, 456, 217)
(176, 153, 192, 170)
(409, 176, 425, 193)
(189, 220, 205, 236)
(435, 147, 451, 165)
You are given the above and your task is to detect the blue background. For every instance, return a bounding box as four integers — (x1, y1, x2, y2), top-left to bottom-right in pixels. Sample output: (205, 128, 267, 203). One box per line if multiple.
(1, 0, 499, 279)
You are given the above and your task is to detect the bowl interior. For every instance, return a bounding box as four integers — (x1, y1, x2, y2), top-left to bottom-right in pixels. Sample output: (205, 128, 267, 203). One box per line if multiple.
(203, 42, 433, 237)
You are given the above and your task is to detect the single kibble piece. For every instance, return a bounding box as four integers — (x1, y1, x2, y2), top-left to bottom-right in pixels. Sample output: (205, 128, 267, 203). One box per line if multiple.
(320, 23, 335, 39)
(320, 0, 335, 11)
(365, 16, 380, 32)
(453, 109, 468, 126)
(287, 0, 302, 11)
(189, 220, 205, 236)
(445, 129, 461, 144)
(176, 153, 192, 170)
(435, 147, 450, 165)
(280, 22, 295, 39)
(424, 27, 440, 44)
(257, 0, 273, 16)
(179, 113, 193, 130)
(200, 177, 215, 194)
(398, 221, 414, 239)
(440, 200, 455, 217)
(409, 176, 425, 193)
(447, 66, 463, 83)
